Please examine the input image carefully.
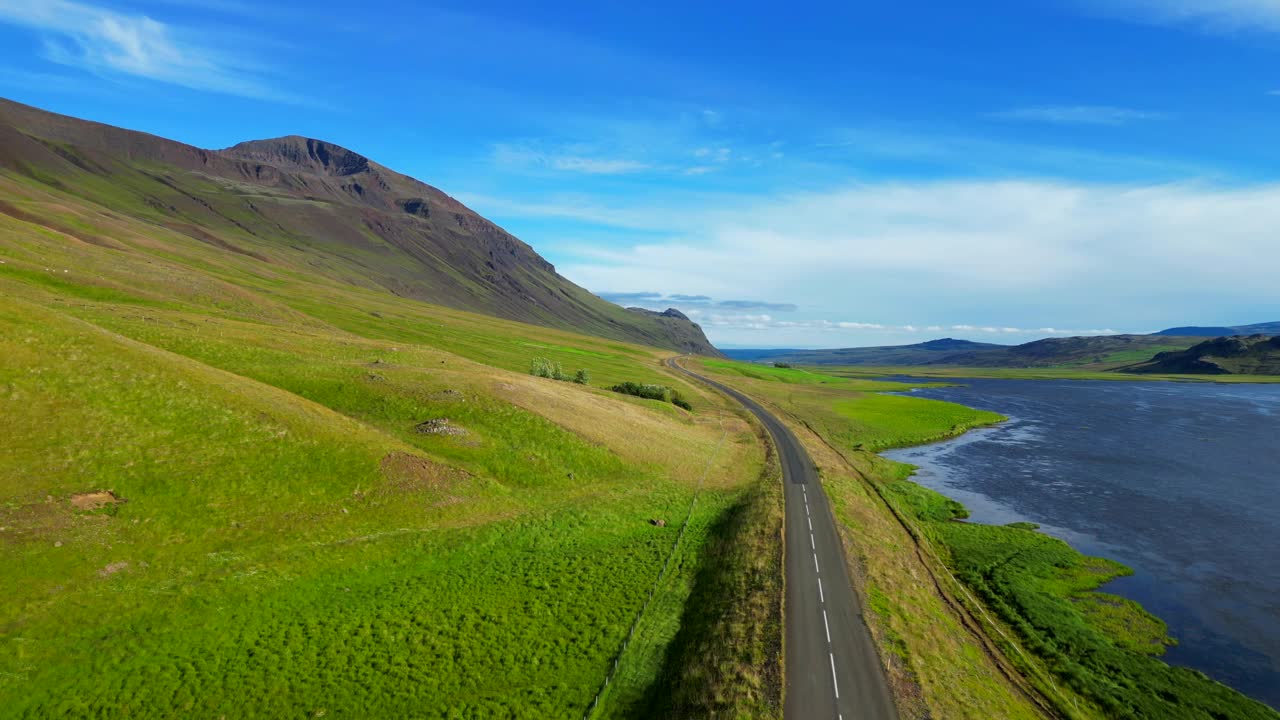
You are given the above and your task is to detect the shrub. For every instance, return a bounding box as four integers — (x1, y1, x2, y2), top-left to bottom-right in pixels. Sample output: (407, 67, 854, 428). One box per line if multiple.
(610, 382, 693, 411)
(572, 369, 590, 385)
(671, 389, 693, 411)
(773, 362, 792, 368)
(529, 357, 577, 383)
(610, 381, 671, 402)
(530, 357, 553, 378)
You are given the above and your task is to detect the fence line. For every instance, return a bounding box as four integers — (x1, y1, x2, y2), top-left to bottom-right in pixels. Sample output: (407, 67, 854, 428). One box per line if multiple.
(582, 413, 729, 720)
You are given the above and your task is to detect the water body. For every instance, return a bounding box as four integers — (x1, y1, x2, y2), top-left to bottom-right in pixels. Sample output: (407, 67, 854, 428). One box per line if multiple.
(881, 378, 1280, 709)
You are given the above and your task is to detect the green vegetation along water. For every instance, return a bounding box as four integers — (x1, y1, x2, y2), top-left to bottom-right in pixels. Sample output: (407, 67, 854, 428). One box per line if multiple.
(886, 378, 1280, 716)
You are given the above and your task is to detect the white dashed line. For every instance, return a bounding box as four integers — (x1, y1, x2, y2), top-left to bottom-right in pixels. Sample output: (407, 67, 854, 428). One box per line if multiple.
(818, 577, 825, 603)
(810, 533, 816, 550)
(822, 608, 831, 644)
(807, 516, 812, 531)
(830, 653, 840, 699)
(813, 552, 819, 573)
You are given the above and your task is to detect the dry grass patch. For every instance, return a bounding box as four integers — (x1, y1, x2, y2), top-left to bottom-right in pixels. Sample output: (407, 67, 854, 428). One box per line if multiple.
(70, 490, 123, 511)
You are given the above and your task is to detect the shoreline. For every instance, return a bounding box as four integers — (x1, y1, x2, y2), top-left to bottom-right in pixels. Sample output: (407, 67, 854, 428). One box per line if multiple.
(876, 393, 1279, 717)
(830, 365, 1280, 384)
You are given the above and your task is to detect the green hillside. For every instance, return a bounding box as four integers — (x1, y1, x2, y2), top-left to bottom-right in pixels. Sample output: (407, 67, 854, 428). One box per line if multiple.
(0, 97, 719, 356)
(0, 108, 779, 717)
(1129, 335, 1280, 375)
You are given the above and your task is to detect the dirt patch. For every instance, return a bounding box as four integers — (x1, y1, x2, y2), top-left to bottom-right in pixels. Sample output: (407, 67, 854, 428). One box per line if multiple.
(414, 418, 469, 437)
(71, 490, 124, 511)
(378, 451, 472, 497)
(98, 561, 129, 577)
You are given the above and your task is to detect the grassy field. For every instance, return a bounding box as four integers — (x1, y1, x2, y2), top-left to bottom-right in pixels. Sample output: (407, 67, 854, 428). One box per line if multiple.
(696, 357, 1280, 720)
(0, 171, 782, 717)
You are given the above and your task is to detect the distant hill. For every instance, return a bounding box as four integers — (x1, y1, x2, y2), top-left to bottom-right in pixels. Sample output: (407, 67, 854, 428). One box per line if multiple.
(732, 335, 1195, 368)
(723, 348, 808, 362)
(1154, 322, 1280, 337)
(729, 338, 1004, 366)
(0, 98, 719, 356)
(1128, 335, 1280, 375)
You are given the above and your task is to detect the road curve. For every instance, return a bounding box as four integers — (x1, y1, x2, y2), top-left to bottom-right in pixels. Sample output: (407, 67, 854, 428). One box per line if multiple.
(668, 357, 898, 720)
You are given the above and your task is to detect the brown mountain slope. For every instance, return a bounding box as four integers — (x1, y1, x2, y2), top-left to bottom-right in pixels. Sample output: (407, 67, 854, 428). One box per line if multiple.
(0, 97, 719, 355)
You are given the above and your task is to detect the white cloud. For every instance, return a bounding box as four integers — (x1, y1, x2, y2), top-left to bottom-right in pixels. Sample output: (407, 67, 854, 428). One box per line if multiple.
(492, 143, 650, 175)
(550, 156, 650, 174)
(0, 0, 289, 99)
(1077, 0, 1280, 33)
(550, 178, 1280, 343)
(679, 315, 1125, 336)
(992, 105, 1161, 126)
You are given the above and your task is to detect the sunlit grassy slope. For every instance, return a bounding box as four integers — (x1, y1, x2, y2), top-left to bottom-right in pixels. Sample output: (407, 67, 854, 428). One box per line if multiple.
(0, 172, 776, 718)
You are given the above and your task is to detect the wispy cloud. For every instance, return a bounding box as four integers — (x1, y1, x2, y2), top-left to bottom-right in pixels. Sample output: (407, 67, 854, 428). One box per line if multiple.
(596, 291, 798, 313)
(1076, 0, 1280, 33)
(0, 0, 293, 100)
(991, 105, 1162, 126)
(685, 312, 1123, 336)
(815, 126, 1204, 179)
(491, 143, 650, 175)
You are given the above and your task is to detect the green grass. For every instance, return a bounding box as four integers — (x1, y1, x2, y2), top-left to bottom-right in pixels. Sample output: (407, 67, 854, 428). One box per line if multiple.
(831, 394, 1006, 451)
(0, 171, 777, 717)
(700, 358, 922, 390)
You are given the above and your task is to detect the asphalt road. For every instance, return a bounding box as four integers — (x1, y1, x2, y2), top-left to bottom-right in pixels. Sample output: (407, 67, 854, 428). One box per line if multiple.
(668, 357, 898, 720)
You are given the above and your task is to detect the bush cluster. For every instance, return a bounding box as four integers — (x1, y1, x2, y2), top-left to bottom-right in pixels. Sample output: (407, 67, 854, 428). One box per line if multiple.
(529, 357, 590, 385)
(610, 382, 693, 411)
(772, 362, 792, 368)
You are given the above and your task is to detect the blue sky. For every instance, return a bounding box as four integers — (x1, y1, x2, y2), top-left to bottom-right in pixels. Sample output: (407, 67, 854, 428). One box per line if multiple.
(2, 0, 1280, 347)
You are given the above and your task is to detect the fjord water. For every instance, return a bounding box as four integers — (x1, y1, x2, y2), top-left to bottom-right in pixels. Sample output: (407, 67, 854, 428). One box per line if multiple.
(883, 379, 1280, 708)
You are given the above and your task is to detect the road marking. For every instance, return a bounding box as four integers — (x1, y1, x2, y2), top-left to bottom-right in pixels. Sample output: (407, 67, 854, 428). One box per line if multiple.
(822, 609, 831, 643)
(813, 552, 819, 573)
(818, 577, 825, 603)
(830, 653, 840, 699)
(810, 533, 815, 550)
(807, 516, 812, 531)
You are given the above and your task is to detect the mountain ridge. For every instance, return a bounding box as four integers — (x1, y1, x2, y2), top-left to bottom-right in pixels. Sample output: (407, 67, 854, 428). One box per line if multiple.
(0, 97, 719, 356)
(726, 335, 1195, 368)
(1154, 322, 1280, 337)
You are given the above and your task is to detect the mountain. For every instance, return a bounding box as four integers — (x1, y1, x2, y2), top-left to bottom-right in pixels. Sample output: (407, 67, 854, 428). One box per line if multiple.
(937, 335, 1197, 368)
(1153, 322, 1280, 337)
(1128, 335, 1280, 375)
(722, 348, 808, 362)
(729, 335, 1197, 368)
(0, 98, 719, 356)
(728, 338, 1005, 366)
